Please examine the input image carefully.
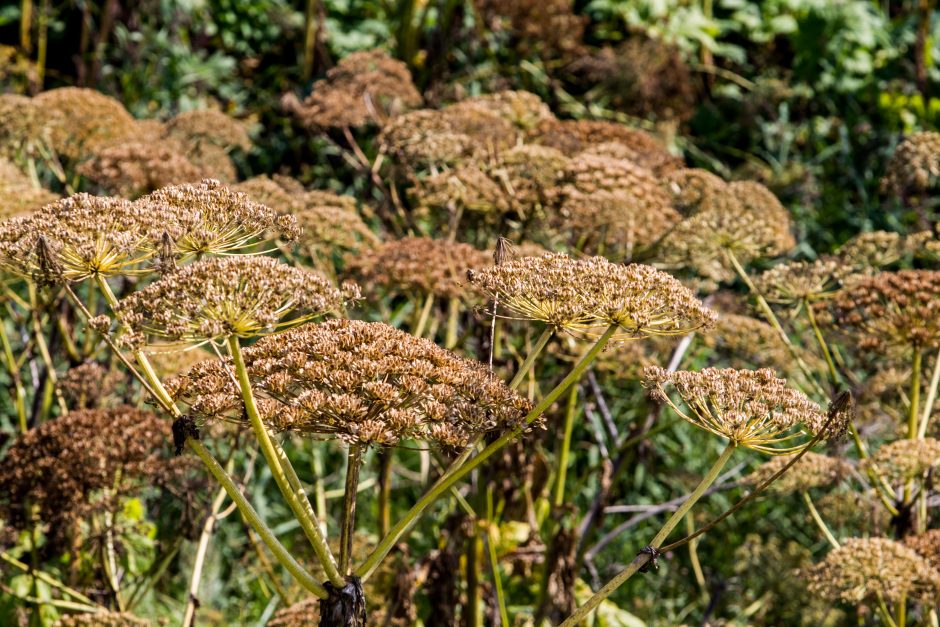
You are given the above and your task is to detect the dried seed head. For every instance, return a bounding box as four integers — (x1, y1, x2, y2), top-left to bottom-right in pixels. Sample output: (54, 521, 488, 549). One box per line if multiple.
(348, 237, 490, 300)
(168, 319, 532, 447)
(33, 87, 136, 160)
(288, 49, 421, 129)
(744, 451, 851, 495)
(0, 94, 48, 158)
(0, 407, 173, 535)
(137, 179, 301, 256)
(53, 612, 151, 626)
(449, 90, 554, 130)
(904, 530, 940, 570)
(474, 0, 586, 58)
(754, 257, 847, 305)
(165, 109, 252, 152)
(0, 157, 58, 218)
(662, 168, 733, 215)
(863, 438, 940, 485)
(828, 270, 940, 351)
(60, 362, 119, 409)
(807, 537, 940, 606)
(468, 252, 717, 337)
(643, 366, 828, 454)
(0, 194, 167, 281)
(883, 131, 940, 195)
(78, 140, 206, 198)
(528, 118, 681, 176)
(699, 312, 810, 376)
(116, 255, 351, 345)
(555, 153, 680, 260)
(837, 230, 929, 271)
(657, 180, 795, 282)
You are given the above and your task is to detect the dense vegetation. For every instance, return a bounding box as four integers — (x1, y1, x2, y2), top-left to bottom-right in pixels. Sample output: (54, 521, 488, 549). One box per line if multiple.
(0, 1, 938, 625)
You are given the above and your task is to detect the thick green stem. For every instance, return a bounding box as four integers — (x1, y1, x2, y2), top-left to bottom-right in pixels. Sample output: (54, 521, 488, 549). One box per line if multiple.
(908, 346, 922, 439)
(802, 491, 839, 549)
(804, 300, 839, 388)
(227, 335, 344, 588)
(553, 383, 579, 507)
(339, 444, 364, 575)
(377, 448, 393, 538)
(560, 443, 737, 626)
(918, 346, 940, 438)
(508, 326, 554, 390)
(186, 440, 327, 598)
(357, 324, 618, 582)
(412, 292, 435, 339)
(0, 319, 28, 432)
(445, 297, 460, 349)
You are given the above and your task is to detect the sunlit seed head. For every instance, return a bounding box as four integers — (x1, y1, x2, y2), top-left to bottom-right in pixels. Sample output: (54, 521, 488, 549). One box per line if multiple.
(78, 140, 206, 198)
(744, 451, 851, 495)
(882, 131, 940, 196)
(33, 87, 137, 161)
(837, 230, 928, 272)
(754, 257, 847, 306)
(643, 366, 827, 454)
(863, 438, 940, 486)
(168, 319, 532, 447)
(116, 255, 352, 346)
(165, 108, 253, 152)
(905, 530, 940, 571)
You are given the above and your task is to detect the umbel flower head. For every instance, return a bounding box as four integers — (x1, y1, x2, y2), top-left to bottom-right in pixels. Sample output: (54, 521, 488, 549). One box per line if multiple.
(165, 108, 253, 152)
(808, 537, 940, 606)
(33, 87, 136, 160)
(116, 255, 352, 346)
(286, 49, 421, 129)
(744, 451, 851, 495)
(828, 270, 940, 351)
(467, 252, 717, 337)
(0, 407, 173, 537)
(0, 157, 58, 218)
(449, 90, 554, 130)
(53, 611, 151, 627)
(863, 438, 940, 486)
(347, 237, 491, 300)
(78, 140, 206, 198)
(905, 530, 940, 570)
(754, 257, 847, 306)
(836, 230, 930, 272)
(643, 367, 829, 454)
(882, 131, 940, 196)
(167, 319, 532, 447)
(137, 179, 301, 257)
(0, 193, 167, 281)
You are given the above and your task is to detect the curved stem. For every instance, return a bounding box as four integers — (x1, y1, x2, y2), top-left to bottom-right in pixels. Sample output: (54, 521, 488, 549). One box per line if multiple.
(804, 299, 839, 388)
(0, 551, 101, 608)
(917, 346, 940, 438)
(561, 443, 737, 626)
(357, 324, 619, 582)
(508, 325, 553, 391)
(186, 439, 327, 599)
(802, 491, 839, 549)
(227, 335, 344, 588)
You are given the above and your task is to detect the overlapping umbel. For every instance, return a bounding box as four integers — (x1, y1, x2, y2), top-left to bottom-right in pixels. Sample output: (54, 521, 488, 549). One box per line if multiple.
(116, 255, 351, 346)
(167, 319, 531, 447)
(643, 367, 829, 454)
(467, 252, 717, 336)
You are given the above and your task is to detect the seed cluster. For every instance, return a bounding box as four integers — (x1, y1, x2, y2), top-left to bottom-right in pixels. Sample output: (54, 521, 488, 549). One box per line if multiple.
(287, 49, 422, 129)
(348, 237, 491, 300)
(467, 252, 717, 336)
(807, 537, 940, 605)
(167, 319, 532, 447)
(643, 367, 827, 454)
(828, 270, 940, 350)
(745, 451, 851, 494)
(0, 157, 58, 217)
(116, 255, 350, 345)
(905, 530, 940, 570)
(882, 131, 940, 195)
(864, 438, 940, 485)
(755, 257, 847, 305)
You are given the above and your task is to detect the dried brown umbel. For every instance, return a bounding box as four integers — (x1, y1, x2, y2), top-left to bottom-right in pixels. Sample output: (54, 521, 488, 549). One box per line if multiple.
(699, 313, 798, 374)
(904, 530, 940, 570)
(569, 37, 696, 123)
(0, 193, 168, 281)
(54, 612, 150, 626)
(33, 87, 136, 161)
(473, 0, 586, 58)
(754, 257, 847, 306)
(165, 108, 252, 152)
(555, 153, 680, 259)
(0, 407, 173, 535)
(836, 230, 929, 271)
(116, 255, 351, 346)
(807, 537, 940, 606)
(827, 270, 940, 351)
(167, 319, 532, 447)
(467, 253, 717, 336)
(656, 181, 795, 282)
(232, 175, 300, 213)
(136, 179, 300, 257)
(448, 90, 555, 131)
(744, 451, 851, 495)
(288, 49, 421, 129)
(268, 600, 319, 626)
(348, 237, 490, 300)
(863, 438, 940, 485)
(529, 118, 682, 176)
(59, 362, 119, 408)
(662, 168, 734, 216)
(78, 140, 206, 198)
(0, 93, 48, 158)
(0, 157, 58, 218)
(379, 106, 515, 169)
(643, 367, 830, 454)
(882, 131, 940, 196)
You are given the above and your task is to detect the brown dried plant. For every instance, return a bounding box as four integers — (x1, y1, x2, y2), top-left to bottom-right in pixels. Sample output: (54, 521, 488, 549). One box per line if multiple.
(166, 319, 531, 447)
(33, 87, 136, 161)
(882, 131, 940, 196)
(744, 451, 851, 495)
